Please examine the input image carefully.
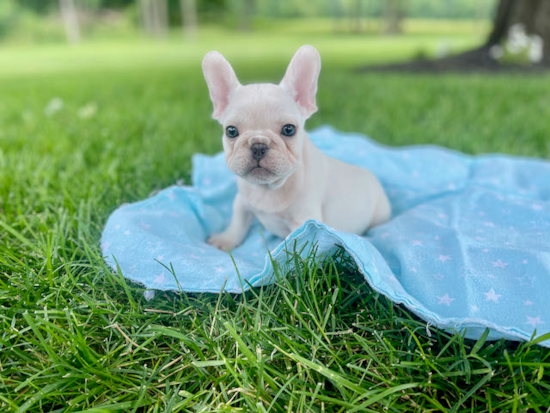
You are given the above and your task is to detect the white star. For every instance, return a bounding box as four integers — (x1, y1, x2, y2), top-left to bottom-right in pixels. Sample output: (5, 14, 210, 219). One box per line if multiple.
(102, 241, 111, 251)
(189, 254, 201, 259)
(124, 230, 130, 235)
(471, 305, 479, 312)
(447, 183, 457, 190)
(522, 259, 528, 265)
(380, 232, 390, 239)
(115, 224, 121, 230)
(482, 248, 489, 253)
(437, 255, 451, 262)
(410, 267, 417, 273)
(483, 288, 502, 303)
(153, 272, 166, 285)
(140, 222, 151, 230)
(491, 259, 508, 269)
(168, 190, 176, 200)
(412, 240, 423, 246)
(484, 222, 495, 228)
(526, 316, 545, 327)
(156, 255, 164, 261)
(524, 300, 533, 306)
(214, 266, 225, 274)
(531, 204, 543, 211)
(202, 178, 211, 185)
(434, 235, 440, 240)
(434, 273, 444, 280)
(437, 293, 455, 306)
(478, 211, 485, 216)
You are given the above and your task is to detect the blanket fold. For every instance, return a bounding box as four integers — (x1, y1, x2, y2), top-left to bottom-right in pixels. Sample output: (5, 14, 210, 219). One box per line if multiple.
(101, 126, 550, 347)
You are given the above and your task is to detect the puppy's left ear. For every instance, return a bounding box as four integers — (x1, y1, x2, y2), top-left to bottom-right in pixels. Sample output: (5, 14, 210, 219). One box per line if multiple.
(280, 45, 321, 119)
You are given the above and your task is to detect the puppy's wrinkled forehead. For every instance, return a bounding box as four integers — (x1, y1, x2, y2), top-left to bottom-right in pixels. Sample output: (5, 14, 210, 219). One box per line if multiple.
(223, 84, 301, 128)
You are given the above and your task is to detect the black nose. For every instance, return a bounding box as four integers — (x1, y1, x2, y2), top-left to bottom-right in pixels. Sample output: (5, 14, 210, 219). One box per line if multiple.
(251, 143, 269, 161)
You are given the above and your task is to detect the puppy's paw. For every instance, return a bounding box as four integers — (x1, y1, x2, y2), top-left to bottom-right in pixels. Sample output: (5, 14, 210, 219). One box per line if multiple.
(207, 232, 241, 251)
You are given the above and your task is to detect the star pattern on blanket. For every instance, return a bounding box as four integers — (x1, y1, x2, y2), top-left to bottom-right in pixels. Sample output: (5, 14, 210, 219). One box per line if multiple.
(101, 126, 550, 348)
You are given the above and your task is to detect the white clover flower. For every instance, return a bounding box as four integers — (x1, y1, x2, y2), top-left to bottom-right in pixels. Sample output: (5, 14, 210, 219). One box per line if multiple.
(528, 35, 543, 63)
(489, 45, 504, 60)
(77, 102, 97, 119)
(44, 97, 64, 117)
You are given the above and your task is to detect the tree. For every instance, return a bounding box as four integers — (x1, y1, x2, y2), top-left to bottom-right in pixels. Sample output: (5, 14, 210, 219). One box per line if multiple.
(362, 0, 550, 72)
(180, 0, 197, 40)
(486, 0, 550, 64)
(384, 0, 405, 34)
(139, 0, 168, 37)
(59, 0, 80, 44)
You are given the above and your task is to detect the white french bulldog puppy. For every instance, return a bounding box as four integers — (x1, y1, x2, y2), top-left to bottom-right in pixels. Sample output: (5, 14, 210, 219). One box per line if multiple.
(202, 45, 391, 251)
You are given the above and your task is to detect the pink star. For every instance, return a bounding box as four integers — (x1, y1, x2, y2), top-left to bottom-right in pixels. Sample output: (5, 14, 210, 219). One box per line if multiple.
(526, 316, 544, 327)
(524, 300, 533, 306)
(437, 293, 455, 306)
(483, 288, 502, 303)
(531, 204, 543, 211)
(522, 259, 528, 265)
(410, 267, 417, 273)
(437, 255, 451, 262)
(412, 240, 423, 246)
(492, 259, 508, 269)
(380, 232, 390, 239)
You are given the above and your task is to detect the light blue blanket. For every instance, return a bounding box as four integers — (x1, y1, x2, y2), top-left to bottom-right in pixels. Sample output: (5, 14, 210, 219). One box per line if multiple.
(101, 126, 550, 347)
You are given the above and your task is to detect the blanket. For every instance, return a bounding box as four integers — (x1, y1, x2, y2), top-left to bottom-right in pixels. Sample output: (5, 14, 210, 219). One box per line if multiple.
(101, 126, 550, 347)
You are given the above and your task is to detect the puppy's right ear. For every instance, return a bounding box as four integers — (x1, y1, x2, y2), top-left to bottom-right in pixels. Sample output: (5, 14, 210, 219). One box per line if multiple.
(202, 51, 241, 121)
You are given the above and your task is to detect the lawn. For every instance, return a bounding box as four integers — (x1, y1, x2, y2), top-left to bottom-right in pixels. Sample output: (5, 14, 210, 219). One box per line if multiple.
(1, 20, 550, 412)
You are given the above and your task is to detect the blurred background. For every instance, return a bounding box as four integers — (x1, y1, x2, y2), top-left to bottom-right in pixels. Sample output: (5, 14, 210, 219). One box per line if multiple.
(0, 0, 548, 208)
(3, 0, 549, 75)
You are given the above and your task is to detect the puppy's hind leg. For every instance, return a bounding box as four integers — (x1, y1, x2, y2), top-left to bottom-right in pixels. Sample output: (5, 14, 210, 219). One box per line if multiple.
(369, 193, 391, 229)
(207, 194, 254, 251)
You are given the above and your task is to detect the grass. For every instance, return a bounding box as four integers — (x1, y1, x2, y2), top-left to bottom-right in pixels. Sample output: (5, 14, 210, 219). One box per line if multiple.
(1, 19, 550, 412)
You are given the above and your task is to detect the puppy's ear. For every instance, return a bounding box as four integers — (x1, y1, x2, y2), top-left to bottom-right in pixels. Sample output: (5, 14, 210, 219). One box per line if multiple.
(202, 51, 241, 121)
(280, 45, 321, 119)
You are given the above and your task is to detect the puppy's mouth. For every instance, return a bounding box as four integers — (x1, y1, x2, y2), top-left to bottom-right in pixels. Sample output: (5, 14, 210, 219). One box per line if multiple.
(243, 163, 276, 182)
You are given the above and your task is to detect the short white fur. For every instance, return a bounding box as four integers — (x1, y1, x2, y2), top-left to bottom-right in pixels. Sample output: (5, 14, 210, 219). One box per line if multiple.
(202, 45, 391, 251)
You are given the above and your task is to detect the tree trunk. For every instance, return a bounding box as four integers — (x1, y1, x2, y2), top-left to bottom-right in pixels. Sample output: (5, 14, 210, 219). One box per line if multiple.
(139, 0, 168, 38)
(180, 0, 197, 40)
(384, 0, 404, 35)
(239, 0, 255, 32)
(59, 0, 80, 44)
(353, 0, 362, 33)
(486, 0, 550, 64)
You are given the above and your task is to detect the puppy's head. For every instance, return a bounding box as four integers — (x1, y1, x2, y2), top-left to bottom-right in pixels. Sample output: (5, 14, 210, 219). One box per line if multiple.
(202, 45, 321, 187)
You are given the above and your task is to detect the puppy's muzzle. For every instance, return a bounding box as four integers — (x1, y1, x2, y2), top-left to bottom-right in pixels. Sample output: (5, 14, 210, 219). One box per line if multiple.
(251, 143, 269, 161)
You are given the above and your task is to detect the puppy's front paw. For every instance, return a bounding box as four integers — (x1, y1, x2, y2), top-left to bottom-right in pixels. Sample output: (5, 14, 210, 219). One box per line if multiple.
(207, 232, 241, 251)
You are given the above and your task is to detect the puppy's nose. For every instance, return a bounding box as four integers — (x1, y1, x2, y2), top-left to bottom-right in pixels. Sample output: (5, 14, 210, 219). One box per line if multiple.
(251, 143, 269, 161)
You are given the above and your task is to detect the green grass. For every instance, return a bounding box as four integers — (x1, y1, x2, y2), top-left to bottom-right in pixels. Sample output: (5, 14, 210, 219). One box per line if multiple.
(1, 20, 550, 412)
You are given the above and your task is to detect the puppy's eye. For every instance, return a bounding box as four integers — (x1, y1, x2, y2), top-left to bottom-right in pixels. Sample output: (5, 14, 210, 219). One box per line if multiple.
(226, 126, 239, 138)
(281, 124, 296, 137)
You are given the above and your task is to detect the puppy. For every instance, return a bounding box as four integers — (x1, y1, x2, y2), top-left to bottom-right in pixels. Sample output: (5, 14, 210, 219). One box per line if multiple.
(202, 45, 391, 251)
